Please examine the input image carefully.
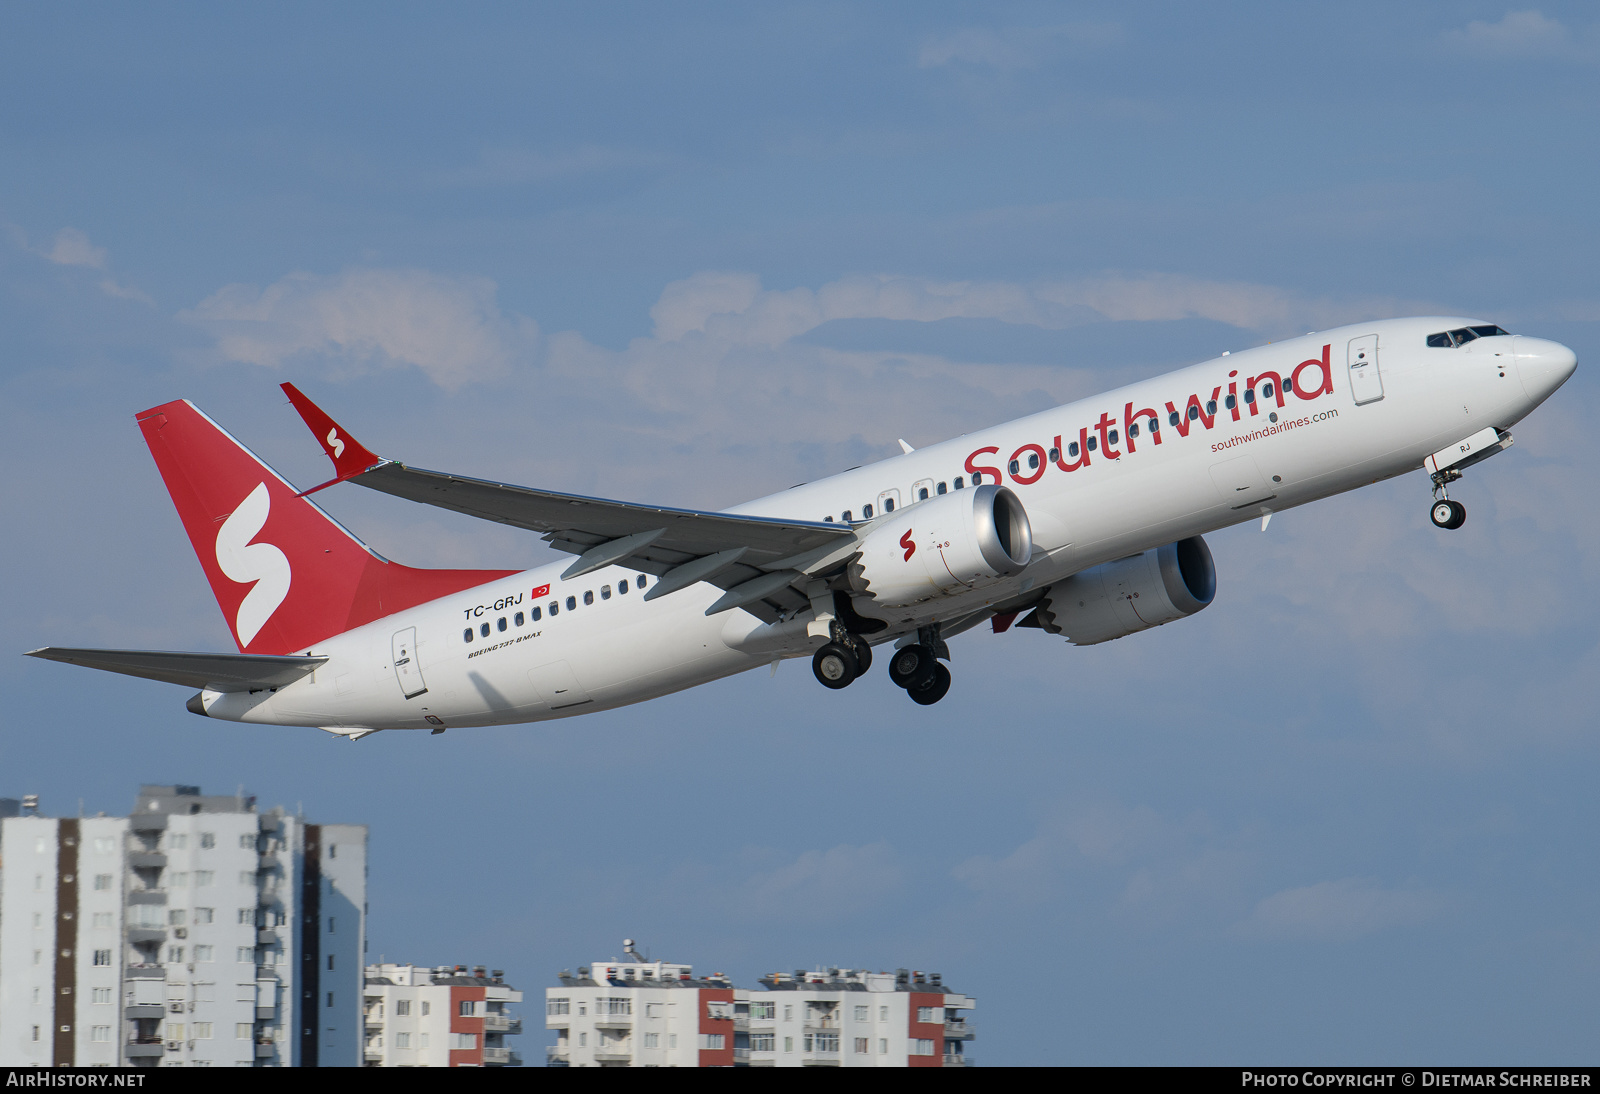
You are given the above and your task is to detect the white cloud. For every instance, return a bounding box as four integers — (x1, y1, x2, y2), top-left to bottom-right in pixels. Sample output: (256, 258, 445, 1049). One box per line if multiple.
(736, 842, 903, 922)
(1443, 10, 1597, 60)
(181, 267, 537, 389)
(44, 227, 107, 269)
(1241, 878, 1447, 939)
(919, 23, 1122, 69)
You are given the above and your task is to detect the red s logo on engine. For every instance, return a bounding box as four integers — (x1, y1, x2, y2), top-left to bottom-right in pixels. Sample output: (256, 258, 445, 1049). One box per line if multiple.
(900, 529, 916, 562)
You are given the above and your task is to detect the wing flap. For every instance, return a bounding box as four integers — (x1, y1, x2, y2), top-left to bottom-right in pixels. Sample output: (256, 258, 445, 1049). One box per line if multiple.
(26, 647, 326, 692)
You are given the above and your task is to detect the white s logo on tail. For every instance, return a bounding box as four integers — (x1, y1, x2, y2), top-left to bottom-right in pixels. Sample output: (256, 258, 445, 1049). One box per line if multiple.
(327, 428, 344, 459)
(215, 482, 292, 647)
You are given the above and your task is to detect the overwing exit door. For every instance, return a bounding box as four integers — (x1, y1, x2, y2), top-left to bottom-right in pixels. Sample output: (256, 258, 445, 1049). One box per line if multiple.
(1348, 334, 1383, 405)
(391, 627, 428, 699)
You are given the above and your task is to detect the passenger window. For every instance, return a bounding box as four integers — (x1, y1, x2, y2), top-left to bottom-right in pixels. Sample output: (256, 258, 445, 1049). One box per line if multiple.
(1169, 411, 1180, 426)
(1148, 417, 1159, 432)
(548, 601, 558, 616)
(970, 472, 982, 485)
(567, 596, 577, 611)
(1008, 459, 1019, 475)
(1224, 394, 1236, 410)
(583, 590, 594, 606)
(954, 477, 963, 490)
(824, 515, 834, 522)
(1244, 388, 1255, 404)
(1028, 452, 1040, 469)
(1128, 423, 1139, 438)
(1048, 447, 1060, 462)
(1187, 405, 1199, 420)
(1086, 436, 1098, 452)
(1068, 441, 1079, 458)
(497, 617, 507, 632)
(1108, 430, 1118, 445)
(619, 580, 628, 594)
(842, 509, 852, 522)
(936, 482, 947, 494)
(601, 586, 611, 600)
(514, 611, 524, 626)
(479, 623, 490, 638)
(1205, 400, 1217, 414)
(1283, 376, 1294, 393)
(884, 498, 894, 512)
(462, 628, 473, 643)
(636, 574, 648, 589)
(917, 487, 928, 501)
(1426, 332, 1453, 348)
(1262, 382, 1274, 398)
(863, 503, 874, 518)
(532, 606, 542, 620)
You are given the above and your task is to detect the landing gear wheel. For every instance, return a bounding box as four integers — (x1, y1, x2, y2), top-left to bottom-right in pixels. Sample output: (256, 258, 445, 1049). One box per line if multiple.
(1430, 499, 1466, 530)
(846, 635, 872, 675)
(812, 643, 859, 690)
(888, 644, 937, 691)
(908, 663, 951, 705)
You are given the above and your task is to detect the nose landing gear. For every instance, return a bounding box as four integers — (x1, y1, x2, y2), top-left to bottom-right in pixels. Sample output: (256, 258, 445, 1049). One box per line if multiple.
(1424, 427, 1513, 532)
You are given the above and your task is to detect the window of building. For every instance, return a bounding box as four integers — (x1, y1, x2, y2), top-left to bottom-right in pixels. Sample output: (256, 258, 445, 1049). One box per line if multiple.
(395, 999, 411, 1016)
(193, 1022, 213, 1039)
(578, 1032, 587, 1047)
(92, 988, 113, 1004)
(701, 1033, 725, 1050)
(92, 949, 111, 966)
(421, 1002, 430, 1016)
(237, 948, 254, 962)
(917, 1006, 936, 1022)
(597, 997, 631, 1016)
(452, 1032, 478, 1049)
(751, 1033, 775, 1052)
(396, 1032, 411, 1049)
(328, 917, 335, 932)
(236, 1023, 252, 1039)
(195, 870, 213, 887)
(167, 946, 184, 962)
(93, 874, 112, 891)
(92, 912, 112, 929)
(91, 1025, 110, 1042)
(751, 1001, 775, 1020)
(545, 998, 567, 1016)
(93, 837, 114, 854)
(879, 1038, 888, 1054)
(784, 1036, 793, 1053)
(879, 1006, 888, 1022)
(327, 955, 335, 971)
(419, 1032, 429, 1048)
(855, 1037, 869, 1053)
(327, 992, 334, 1008)
(238, 908, 254, 925)
(168, 834, 188, 850)
(644, 1033, 659, 1048)
(913, 1038, 935, 1055)
(854, 1005, 869, 1021)
(459, 1000, 475, 1017)
(199, 833, 215, 849)
(784, 1005, 793, 1021)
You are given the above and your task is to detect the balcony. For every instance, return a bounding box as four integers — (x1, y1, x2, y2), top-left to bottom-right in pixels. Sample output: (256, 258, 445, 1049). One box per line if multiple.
(546, 1046, 569, 1066)
(484, 1015, 521, 1034)
(123, 1004, 163, 1020)
(257, 929, 277, 945)
(125, 1042, 164, 1059)
(131, 814, 167, 833)
(255, 1041, 277, 1059)
(594, 1049, 632, 1063)
(126, 890, 166, 906)
(125, 965, 166, 980)
(593, 1015, 632, 1029)
(126, 927, 166, 945)
(944, 1019, 975, 1040)
(363, 1015, 383, 1030)
(127, 852, 167, 869)
(943, 1053, 973, 1067)
(483, 1046, 520, 1065)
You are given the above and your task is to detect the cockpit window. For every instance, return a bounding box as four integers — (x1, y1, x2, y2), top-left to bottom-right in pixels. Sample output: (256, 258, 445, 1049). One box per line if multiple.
(1430, 325, 1511, 348)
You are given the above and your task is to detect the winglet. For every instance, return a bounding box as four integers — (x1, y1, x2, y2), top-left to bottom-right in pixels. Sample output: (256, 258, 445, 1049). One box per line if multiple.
(280, 382, 384, 496)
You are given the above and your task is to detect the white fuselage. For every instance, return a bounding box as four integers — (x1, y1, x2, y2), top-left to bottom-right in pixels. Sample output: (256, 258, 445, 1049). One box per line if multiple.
(198, 318, 1572, 732)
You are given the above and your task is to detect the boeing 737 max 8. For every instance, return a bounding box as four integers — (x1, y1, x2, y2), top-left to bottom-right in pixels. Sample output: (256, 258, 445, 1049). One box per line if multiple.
(27, 318, 1576, 737)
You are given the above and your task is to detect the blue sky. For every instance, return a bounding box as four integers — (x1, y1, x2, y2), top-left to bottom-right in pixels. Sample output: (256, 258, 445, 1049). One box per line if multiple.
(3, 2, 1598, 1065)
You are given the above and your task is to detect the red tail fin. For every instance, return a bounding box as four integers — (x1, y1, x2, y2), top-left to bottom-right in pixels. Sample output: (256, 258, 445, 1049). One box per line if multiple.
(137, 399, 516, 655)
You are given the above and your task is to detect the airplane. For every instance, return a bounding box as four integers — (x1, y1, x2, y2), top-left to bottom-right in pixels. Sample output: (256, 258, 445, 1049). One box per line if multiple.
(27, 317, 1576, 739)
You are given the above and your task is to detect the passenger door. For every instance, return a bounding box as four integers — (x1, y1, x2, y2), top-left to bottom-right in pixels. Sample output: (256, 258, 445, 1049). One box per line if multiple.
(1347, 334, 1384, 405)
(391, 627, 428, 700)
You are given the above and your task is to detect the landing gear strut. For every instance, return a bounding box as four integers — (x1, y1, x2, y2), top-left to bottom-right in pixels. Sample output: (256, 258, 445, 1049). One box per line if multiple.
(811, 623, 874, 690)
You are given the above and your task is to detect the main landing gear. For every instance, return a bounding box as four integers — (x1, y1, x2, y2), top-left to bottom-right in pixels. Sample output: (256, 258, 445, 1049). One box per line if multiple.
(887, 623, 952, 706)
(812, 630, 872, 690)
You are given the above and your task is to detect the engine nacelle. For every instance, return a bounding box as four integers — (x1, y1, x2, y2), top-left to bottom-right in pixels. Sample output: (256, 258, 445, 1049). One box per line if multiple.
(1034, 536, 1216, 645)
(847, 484, 1032, 609)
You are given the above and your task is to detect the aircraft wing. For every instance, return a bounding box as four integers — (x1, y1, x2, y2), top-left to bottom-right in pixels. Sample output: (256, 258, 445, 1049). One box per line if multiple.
(281, 384, 858, 621)
(26, 647, 326, 692)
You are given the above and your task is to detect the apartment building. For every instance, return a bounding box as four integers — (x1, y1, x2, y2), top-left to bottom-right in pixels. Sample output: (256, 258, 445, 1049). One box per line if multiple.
(545, 945, 974, 1067)
(0, 786, 366, 1067)
(362, 963, 523, 1066)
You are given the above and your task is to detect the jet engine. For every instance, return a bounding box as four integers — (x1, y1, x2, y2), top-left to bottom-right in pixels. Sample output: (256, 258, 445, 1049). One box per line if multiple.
(1031, 536, 1215, 645)
(847, 483, 1032, 609)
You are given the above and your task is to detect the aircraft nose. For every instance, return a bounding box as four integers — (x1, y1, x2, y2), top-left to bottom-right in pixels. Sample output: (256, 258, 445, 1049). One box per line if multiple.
(1513, 336, 1578, 404)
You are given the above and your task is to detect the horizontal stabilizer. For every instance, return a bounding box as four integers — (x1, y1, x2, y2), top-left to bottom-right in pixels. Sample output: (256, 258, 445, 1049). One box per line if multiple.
(26, 647, 326, 692)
